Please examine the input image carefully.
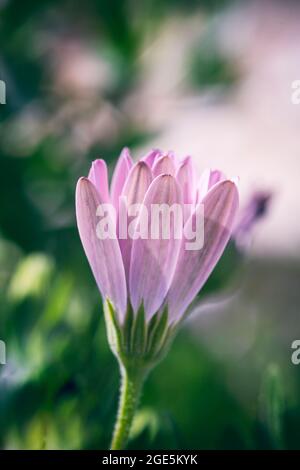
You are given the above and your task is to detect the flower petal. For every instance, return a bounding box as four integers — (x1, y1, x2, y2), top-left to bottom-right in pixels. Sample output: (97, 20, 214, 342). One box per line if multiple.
(88, 159, 110, 202)
(76, 177, 127, 320)
(142, 149, 161, 168)
(129, 175, 183, 319)
(152, 154, 176, 177)
(176, 156, 195, 204)
(197, 168, 225, 202)
(167, 180, 239, 322)
(119, 161, 153, 281)
(110, 147, 133, 210)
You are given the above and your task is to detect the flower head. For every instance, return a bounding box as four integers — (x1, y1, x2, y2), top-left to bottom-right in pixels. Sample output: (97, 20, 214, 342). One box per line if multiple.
(233, 190, 272, 250)
(76, 148, 239, 368)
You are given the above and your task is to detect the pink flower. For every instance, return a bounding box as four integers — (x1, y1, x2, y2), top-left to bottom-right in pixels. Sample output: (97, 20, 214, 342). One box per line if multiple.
(76, 148, 239, 326)
(233, 190, 272, 250)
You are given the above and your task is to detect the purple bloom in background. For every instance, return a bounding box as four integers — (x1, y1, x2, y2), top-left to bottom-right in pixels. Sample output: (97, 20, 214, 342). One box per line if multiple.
(234, 190, 272, 250)
(76, 148, 239, 325)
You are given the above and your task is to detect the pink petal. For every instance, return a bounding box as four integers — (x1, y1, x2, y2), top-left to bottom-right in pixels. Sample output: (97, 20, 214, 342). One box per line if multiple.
(152, 154, 176, 177)
(118, 161, 153, 281)
(129, 175, 183, 319)
(197, 168, 225, 202)
(176, 156, 195, 205)
(76, 177, 127, 320)
(142, 149, 161, 168)
(110, 148, 133, 210)
(88, 159, 110, 203)
(167, 180, 239, 323)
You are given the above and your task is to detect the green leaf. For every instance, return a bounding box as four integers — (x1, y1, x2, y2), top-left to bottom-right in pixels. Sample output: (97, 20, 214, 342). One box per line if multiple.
(259, 363, 285, 449)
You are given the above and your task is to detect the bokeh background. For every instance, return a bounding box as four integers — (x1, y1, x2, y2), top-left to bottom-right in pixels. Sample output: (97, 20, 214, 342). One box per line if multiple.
(1, 0, 300, 449)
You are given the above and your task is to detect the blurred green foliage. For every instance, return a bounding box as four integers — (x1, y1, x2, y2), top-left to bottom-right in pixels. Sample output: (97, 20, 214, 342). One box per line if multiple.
(189, 34, 238, 91)
(0, 0, 300, 450)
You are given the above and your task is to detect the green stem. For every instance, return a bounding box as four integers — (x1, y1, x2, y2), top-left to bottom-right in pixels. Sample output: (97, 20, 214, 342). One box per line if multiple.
(110, 365, 145, 450)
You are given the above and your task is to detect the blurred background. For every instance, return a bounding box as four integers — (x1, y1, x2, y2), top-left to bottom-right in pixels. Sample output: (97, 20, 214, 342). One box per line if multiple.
(1, 0, 300, 449)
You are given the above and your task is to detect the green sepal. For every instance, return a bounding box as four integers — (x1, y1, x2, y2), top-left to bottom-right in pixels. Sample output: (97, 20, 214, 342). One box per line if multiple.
(146, 307, 168, 359)
(130, 303, 147, 355)
(122, 303, 134, 354)
(155, 321, 178, 360)
(103, 299, 178, 373)
(104, 299, 123, 357)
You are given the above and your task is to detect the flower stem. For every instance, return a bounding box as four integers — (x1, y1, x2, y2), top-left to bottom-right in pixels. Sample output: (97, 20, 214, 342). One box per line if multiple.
(110, 365, 145, 450)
